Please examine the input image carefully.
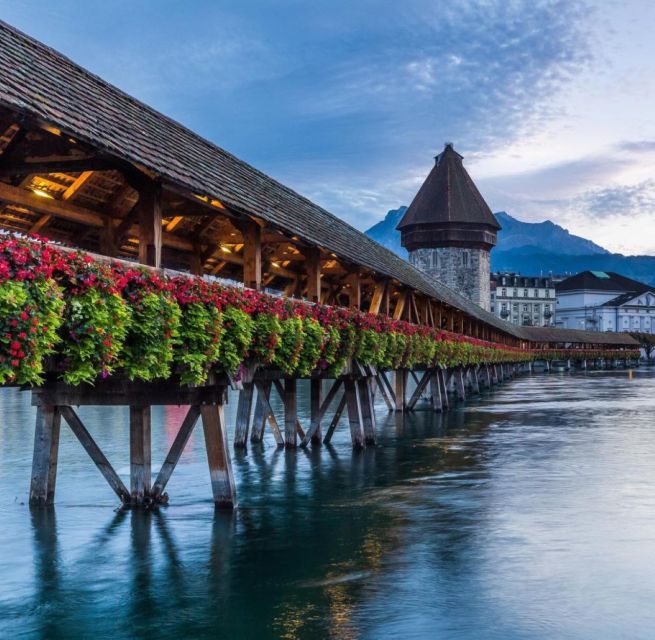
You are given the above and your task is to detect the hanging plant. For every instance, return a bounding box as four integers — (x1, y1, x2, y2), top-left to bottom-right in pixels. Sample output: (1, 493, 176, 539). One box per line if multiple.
(217, 305, 253, 373)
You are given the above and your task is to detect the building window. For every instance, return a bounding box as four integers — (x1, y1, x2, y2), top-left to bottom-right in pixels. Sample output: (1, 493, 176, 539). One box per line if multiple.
(431, 253, 438, 269)
(523, 304, 528, 312)
(534, 289, 539, 297)
(523, 289, 529, 297)
(513, 288, 518, 297)
(501, 288, 507, 297)
(462, 252, 469, 267)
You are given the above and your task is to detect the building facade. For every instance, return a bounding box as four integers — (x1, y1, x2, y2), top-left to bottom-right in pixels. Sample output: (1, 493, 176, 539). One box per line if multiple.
(397, 143, 500, 311)
(556, 271, 655, 333)
(490, 273, 556, 326)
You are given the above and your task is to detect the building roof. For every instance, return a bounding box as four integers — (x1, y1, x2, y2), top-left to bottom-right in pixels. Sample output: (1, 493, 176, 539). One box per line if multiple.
(0, 20, 520, 337)
(517, 326, 638, 346)
(397, 144, 500, 231)
(601, 290, 655, 307)
(556, 270, 651, 294)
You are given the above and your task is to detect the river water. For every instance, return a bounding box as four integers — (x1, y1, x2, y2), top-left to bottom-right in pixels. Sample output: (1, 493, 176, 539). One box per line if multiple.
(1, 369, 654, 639)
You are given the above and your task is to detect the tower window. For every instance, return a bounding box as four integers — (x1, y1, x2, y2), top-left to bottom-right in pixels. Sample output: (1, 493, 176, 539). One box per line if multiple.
(431, 252, 439, 268)
(462, 252, 469, 267)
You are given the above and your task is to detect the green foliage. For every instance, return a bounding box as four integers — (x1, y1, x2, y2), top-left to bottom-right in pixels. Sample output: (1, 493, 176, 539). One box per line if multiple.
(250, 313, 282, 365)
(176, 303, 223, 384)
(123, 292, 181, 381)
(328, 324, 357, 376)
(61, 289, 130, 385)
(297, 317, 324, 376)
(322, 325, 341, 367)
(218, 306, 253, 373)
(273, 316, 304, 375)
(0, 279, 64, 385)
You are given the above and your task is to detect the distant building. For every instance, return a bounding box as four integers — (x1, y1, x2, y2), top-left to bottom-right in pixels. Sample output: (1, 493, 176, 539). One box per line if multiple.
(490, 273, 556, 326)
(397, 143, 500, 311)
(556, 271, 655, 333)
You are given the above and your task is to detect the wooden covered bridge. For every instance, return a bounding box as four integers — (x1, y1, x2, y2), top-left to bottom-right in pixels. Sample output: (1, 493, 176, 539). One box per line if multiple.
(0, 21, 639, 510)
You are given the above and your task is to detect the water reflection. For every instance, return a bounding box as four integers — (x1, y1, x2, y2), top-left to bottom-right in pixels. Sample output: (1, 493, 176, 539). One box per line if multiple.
(1, 370, 655, 638)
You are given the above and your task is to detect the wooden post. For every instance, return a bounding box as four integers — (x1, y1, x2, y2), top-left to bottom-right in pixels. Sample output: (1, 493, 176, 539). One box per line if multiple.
(430, 370, 442, 411)
(200, 404, 236, 509)
(29, 405, 61, 506)
(304, 247, 321, 302)
(357, 378, 376, 445)
(137, 181, 162, 267)
(284, 378, 297, 448)
(455, 368, 466, 401)
(439, 369, 450, 411)
(369, 280, 387, 315)
(310, 378, 323, 445)
(323, 393, 347, 445)
(234, 382, 255, 448)
(241, 222, 262, 290)
(251, 380, 284, 445)
(344, 378, 364, 449)
(470, 366, 480, 394)
(394, 369, 407, 412)
(130, 406, 152, 504)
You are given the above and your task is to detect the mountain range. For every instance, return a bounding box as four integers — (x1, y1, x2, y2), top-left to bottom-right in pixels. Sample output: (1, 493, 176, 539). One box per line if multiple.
(365, 208, 655, 286)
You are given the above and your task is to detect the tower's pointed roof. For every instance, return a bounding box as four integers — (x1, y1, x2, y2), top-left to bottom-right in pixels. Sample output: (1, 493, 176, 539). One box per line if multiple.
(397, 143, 500, 231)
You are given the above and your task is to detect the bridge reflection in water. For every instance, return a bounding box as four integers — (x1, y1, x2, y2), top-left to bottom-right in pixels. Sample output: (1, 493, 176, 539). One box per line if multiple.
(2, 370, 655, 639)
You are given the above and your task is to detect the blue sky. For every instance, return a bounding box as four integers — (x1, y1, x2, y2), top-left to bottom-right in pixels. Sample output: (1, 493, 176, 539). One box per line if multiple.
(1, 0, 654, 254)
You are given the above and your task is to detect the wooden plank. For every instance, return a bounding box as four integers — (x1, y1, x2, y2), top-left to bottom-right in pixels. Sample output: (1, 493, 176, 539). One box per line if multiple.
(60, 405, 130, 503)
(129, 405, 152, 503)
(323, 394, 347, 444)
(344, 378, 364, 449)
(29, 404, 61, 506)
(151, 405, 201, 500)
(470, 366, 480, 394)
(234, 383, 255, 448)
(439, 369, 450, 411)
(284, 378, 297, 448)
(137, 180, 162, 267)
(357, 378, 376, 445)
(241, 222, 262, 290)
(300, 378, 343, 447)
(200, 404, 236, 508)
(377, 371, 397, 408)
(454, 368, 466, 402)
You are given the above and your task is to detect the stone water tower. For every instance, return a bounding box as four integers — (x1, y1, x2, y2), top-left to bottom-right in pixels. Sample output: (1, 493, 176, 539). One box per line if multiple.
(397, 143, 500, 311)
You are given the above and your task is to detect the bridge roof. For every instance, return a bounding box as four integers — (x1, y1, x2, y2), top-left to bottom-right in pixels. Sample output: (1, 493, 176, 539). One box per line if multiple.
(517, 326, 639, 346)
(0, 20, 520, 337)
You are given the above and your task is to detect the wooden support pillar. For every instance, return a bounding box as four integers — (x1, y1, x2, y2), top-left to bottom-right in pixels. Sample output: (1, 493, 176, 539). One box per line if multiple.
(137, 181, 162, 268)
(430, 370, 442, 411)
(310, 378, 323, 445)
(471, 366, 480, 394)
(29, 405, 61, 506)
(393, 290, 407, 320)
(284, 378, 297, 448)
(357, 378, 376, 445)
(234, 382, 255, 448)
(304, 247, 321, 302)
(323, 393, 347, 445)
(369, 280, 387, 315)
(344, 378, 365, 449)
(100, 215, 118, 257)
(454, 368, 466, 402)
(241, 222, 262, 290)
(200, 404, 236, 509)
(251, 380, 283, 445)
(439, 369, 450, 411)
(394, 369, 408, 412)
(129, 406, 151, 504)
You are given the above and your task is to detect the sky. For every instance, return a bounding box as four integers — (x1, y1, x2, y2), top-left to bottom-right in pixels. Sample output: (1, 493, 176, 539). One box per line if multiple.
(1, 0, 654, 255)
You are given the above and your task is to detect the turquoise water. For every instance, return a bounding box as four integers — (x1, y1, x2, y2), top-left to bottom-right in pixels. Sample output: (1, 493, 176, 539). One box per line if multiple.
(1, 370, 654, 639)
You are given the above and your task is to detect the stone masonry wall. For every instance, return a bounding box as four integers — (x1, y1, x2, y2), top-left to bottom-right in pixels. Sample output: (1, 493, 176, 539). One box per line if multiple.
(409, 247, 491, 311)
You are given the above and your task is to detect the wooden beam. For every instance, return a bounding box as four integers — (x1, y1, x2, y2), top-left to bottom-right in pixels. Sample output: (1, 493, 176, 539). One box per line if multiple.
(137, 181, 162, 267)
(200, 404, 236, 508)
(369, 280, 387, 315)
(0, 157, 116, 177)
(345, 272, 361, 309)
(60, 405, 130, 503)
(393, 290, 407, 320)
(241, 221, 262, 290)
(303, 246, 321, 302)
(129, 405, 152, 503)
(29, 404, 61, 506)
